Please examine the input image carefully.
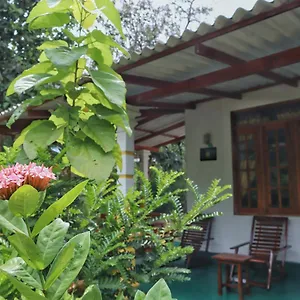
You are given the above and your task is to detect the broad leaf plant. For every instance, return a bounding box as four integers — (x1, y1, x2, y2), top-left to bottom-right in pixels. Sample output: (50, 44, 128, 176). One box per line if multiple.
(6, 0, 131, 182)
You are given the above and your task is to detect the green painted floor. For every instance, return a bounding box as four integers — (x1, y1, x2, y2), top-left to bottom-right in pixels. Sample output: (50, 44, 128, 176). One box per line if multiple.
(167, 261, 300, 300)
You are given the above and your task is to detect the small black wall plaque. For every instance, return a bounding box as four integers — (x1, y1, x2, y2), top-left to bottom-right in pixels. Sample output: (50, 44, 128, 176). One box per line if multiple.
(200, 147, 217, 161)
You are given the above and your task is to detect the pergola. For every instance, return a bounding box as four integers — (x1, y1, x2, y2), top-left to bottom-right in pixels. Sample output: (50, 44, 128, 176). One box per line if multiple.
(1, 0, 300, 150)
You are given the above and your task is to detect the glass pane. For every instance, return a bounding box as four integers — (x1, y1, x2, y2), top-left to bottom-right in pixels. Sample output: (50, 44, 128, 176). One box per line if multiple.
(278, 128, 286, 144)
(267, 130, 276, 146)
(241, 189, 248, 208)
(248, 152, 256, 169)
(238, 142, 246, 151)
(250, 190, 258, 208)
(279, 147, 287, 166)
(239, 135, 245, 142)
(269, 149, 277, 167)
(239, 171, 248, 189)
(247, 135, 254, 150)
(239, 152, 247, 169)
(280, 168, 289, 187)
(270, 169, 278, 187)
(249, 171, 257, 188)
(271, 189, 279, 208)
(281, 189, 290, 208)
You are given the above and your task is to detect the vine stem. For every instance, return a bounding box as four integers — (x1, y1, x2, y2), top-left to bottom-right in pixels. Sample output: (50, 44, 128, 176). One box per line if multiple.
(24, 218, 31, 237)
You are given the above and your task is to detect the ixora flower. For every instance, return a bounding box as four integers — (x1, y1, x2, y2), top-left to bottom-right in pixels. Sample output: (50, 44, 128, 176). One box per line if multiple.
(0, 163, 56, 200)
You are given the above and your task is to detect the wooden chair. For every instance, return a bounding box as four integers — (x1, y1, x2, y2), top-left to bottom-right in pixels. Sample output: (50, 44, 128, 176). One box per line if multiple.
(230, 216, 291, 290)
(181, 218, 214, 268)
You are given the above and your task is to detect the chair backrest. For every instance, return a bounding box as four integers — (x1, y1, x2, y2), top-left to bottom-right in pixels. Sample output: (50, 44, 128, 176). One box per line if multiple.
(249, 216, 288, 257)
(181, 218, 213, 252)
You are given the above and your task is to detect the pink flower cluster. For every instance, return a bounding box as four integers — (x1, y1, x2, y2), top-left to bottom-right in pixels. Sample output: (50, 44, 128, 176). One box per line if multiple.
(0, 163, 56, 200)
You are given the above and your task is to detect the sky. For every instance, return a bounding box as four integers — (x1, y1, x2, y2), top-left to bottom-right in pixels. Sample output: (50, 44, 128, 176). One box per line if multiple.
(152, 0, 273, 24)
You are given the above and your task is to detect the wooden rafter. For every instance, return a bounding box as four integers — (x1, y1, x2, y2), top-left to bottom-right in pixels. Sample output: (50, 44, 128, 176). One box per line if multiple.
(124, 74, 242, 101)
(155, 135, 185, 147)
(135, 145, 160, 152)
(129, 45, 300, 104)
(195, 43, 298, 87)
(136, 128, 178, 139)
(135, 121, 184, 144)
(116, 0, 300, 73)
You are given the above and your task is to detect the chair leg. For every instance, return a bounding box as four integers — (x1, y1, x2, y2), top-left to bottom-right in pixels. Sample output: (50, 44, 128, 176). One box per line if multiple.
(267, 252, 274, 290)
(185, 255, 192, 268)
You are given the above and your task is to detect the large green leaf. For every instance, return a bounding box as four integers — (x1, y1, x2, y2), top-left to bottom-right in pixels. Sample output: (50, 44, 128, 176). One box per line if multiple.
(92, 104, 131, 135)
(37, 40, 68, 50)
(6, 61, 53, 96)
(8, 232, 44, 270)
(95, 0, 125, 38)
(13, 120, 47, 148)
(14, 74, 52, 95)
(90, 69, 126, 107)
(37, 219, 69, 268)
(81, 116, 115, 152)
(46, 232, 90, 300)
(3, 275, 46, 300)
(23, 120, 63, 159)
(67, 136, 115, 182)
(145, 279, 172, 300)
(91, 30, 129, 57)
(0, 201, 28, 235)
(27, 0, 72, 23)
(44, 242, 75, 290)
(32, 181, 88, 237)
(134, 290, 146, 300)
(7, 96, 51, 128)
(8, 185, 40, 218)
(0, 257, 42, 290)
(30, 12, 70, 29)
(45, 46, 87, 68)
(81, 285, 102, 300)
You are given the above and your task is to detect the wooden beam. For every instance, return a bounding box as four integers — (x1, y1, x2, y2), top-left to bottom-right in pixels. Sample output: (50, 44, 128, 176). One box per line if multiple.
(116, 1, 300, 73)
(135, 145, 160, 152)
(136, 128, 178, 139)
(135, 121, 184, 144)
(27, 110, 51, 119)
(140, 109, 184, 116)
(130, 45, 300, 104)
(133, 101, 195, 110)
(155, 135, 185, 147)
(136, 115, 162, 128)
(0, 119, 33, 134)
(195, 43, 298, 87)
(124, 74, 242, 100)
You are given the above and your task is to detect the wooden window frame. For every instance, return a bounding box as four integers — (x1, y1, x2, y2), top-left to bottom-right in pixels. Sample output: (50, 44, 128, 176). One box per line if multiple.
(231, 102, 300, 216)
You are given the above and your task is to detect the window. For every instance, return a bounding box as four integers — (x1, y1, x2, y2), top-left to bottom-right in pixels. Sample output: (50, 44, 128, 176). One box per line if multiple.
(232, 100, 300, 215)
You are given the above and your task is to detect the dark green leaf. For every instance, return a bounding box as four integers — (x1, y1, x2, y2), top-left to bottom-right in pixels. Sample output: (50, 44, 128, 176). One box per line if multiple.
(44, 242, 75, 290)
(45, 46, 87, 68)
(14, 74, 52, 94)
(90, 69, 126, 107)
(46, 232, 90, 300)
(8, 232, 44, 270)
(81, 116, 115, 152)
(32, 181, 88, 237)
(8, 185, 40, 218)
(0, 257, 42, 290)
(67, 136, 115, 182)
(0, 201, 28, 235)
(23, 120, 63, 159)
(37, 219, 69, 268)
(81, 285, 102, 300)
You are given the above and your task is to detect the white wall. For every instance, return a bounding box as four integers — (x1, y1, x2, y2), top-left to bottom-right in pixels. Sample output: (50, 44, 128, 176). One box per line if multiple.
(185, 84, 300, 263)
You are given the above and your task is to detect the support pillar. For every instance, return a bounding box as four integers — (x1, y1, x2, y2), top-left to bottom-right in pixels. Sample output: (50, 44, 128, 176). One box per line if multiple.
(139, 150, 151, 179)
(117, 106, 139, 194)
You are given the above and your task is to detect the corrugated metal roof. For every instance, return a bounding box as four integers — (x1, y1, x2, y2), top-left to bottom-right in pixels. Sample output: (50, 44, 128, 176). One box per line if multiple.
(2, 0, 300, 150)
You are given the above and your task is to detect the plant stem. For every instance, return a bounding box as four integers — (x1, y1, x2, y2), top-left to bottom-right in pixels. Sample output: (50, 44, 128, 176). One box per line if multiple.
(25, 218, 31, 236)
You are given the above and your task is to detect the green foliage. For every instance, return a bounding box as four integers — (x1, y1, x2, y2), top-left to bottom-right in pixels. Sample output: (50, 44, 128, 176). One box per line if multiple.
(62, 167, 231, 299)
(7, 0, 130, 183)
(0, 175, 90, 299)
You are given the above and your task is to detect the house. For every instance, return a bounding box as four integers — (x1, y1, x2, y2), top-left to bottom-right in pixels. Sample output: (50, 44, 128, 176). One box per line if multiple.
(1, 0, 300, 264)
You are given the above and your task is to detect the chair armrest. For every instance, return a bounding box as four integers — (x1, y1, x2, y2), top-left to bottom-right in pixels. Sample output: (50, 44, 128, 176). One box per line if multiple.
(230, 241, 250, 250)
(272, 245, 292, 254)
